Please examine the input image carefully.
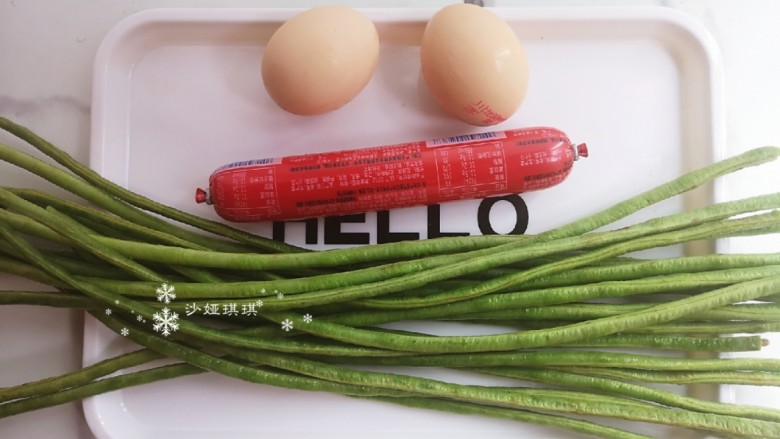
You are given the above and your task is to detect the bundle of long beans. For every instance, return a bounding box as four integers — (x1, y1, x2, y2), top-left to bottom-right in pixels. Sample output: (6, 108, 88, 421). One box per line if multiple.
(2, 116, 780, 438)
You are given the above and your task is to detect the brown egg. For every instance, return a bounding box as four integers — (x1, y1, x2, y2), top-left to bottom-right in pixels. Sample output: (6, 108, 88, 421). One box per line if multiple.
(261, 6, 379, 116)
(420, 4, 529, 126)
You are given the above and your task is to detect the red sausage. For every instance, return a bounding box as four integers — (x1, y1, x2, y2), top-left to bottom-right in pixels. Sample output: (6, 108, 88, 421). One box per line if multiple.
(196, 127, 588, 223)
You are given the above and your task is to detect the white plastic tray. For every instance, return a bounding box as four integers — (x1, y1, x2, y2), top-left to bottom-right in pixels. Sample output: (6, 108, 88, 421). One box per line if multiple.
(87, 7, 729, 438)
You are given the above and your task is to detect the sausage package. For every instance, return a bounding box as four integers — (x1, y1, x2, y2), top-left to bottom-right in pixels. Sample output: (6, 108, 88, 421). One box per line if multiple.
(196, 127, 587, 223)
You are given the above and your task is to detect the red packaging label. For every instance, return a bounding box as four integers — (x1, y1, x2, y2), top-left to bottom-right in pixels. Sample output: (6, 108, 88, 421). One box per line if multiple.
(203, 127, 581, 222)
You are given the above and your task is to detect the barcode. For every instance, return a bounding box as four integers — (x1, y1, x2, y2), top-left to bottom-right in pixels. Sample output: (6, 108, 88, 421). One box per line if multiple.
(217, 157, 278, 171)
(425, 131, 506, 147)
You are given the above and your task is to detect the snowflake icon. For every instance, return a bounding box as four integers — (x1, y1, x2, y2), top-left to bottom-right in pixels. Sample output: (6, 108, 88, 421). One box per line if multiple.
(120, 327, 129, 337)
(114, 299, 120, 305)
(105, 308, 112, 316)
(136, 314, 144, 322)
(155, 283, 176, 304)
(152, 307, 180, 337)
(303, 314, 313, 324)
(276, 291, 284, 300)
(281, 319, 294, 332)
(256, 299, 264, 308)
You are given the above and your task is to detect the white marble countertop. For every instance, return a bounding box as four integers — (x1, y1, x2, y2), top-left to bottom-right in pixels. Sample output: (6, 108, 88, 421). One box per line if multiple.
(1, 1, 779, 438)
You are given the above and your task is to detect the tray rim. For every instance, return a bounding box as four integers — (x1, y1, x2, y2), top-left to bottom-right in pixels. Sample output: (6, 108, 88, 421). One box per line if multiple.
(84, 6, 728, 438)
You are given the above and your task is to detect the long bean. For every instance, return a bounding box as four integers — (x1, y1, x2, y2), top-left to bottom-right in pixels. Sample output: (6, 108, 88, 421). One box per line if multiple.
(0, 142, 278, 254)
(332, 349, 780, 372)
(327, 266, 780, 326)
(0, 207, 68, 245)
(222, 347, 780, 437)
(39, 192, 780, 273)
(0, 248, 154, 285)
(0, 193, 223, 283)
(533, 145, 780, 241)
(453, 302, 780, 323)
(0, 117, 302, 253)
(517, 253, 780, 290)
(495, 319, 780, 337)
(0, 363, 202, 419)
(554, 367, 780, 386)
(560, 333, 764, 352)
(0, 253, 65, 287)
(474, 367, 780, 423)
(9, 188, 211, 250)
(621, 320, 780, 335)
(0, 349, 163, 403)
(356, 211, 780, 310)
(0, 189, 166, 282)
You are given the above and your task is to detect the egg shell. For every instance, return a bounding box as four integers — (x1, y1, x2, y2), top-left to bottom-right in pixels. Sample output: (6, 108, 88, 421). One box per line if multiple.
(421, 4, 529, 126)
(261, 6, 379, 116)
